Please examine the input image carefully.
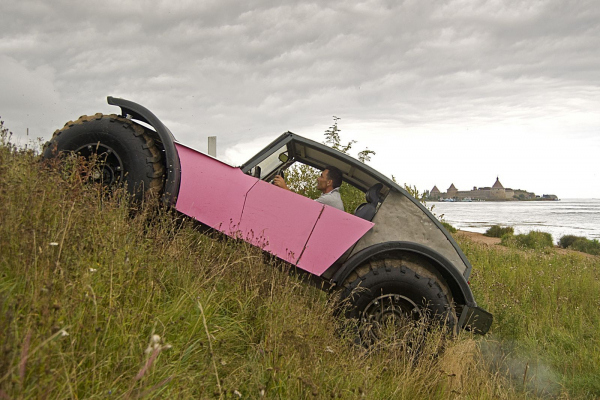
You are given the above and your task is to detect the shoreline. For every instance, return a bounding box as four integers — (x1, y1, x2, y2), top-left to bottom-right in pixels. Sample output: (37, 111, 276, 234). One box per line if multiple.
(455, 229, 593, 256)
(430, 198, 560, 202)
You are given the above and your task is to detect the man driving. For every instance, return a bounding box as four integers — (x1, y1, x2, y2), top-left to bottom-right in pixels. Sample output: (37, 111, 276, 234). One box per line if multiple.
(273, 166, 345, 211)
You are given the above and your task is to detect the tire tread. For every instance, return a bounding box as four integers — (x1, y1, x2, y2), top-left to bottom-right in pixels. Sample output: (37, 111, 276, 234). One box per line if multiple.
(44, 114, 165, 199)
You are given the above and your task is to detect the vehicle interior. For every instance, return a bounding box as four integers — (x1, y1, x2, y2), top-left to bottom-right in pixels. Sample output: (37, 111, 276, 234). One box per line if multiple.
(241, 132, 392, 219)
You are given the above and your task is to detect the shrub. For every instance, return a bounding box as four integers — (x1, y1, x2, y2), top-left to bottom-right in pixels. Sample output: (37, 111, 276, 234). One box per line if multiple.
(501, 230, 553, 250)
(441, 221, 457, 233)
(567, 237, 600, 256)
(559, 235, 585, 249)
(484, 225, 514, 238)
(558, 235, 600, 255)
(558, 235, 585, 249)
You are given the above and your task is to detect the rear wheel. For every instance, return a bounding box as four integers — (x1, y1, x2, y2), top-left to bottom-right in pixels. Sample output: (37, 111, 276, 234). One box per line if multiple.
(43, 114, 164, 201)
(341, 257, 456, 348)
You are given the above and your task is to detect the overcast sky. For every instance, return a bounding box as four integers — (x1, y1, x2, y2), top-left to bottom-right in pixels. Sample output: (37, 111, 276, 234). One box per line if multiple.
(2, 0, 598, 198)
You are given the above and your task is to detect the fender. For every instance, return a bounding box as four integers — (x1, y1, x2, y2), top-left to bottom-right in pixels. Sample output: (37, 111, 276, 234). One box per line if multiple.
(331, 241, 477, 308)
(107, 96, 181, 205)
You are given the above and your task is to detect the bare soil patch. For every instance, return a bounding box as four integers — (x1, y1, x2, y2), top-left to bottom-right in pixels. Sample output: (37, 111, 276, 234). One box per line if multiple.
(455, 230, 501, 246)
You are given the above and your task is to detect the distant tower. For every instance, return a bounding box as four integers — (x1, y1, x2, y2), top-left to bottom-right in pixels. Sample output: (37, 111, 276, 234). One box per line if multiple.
(430, 185, 441, 199)
(447, 183, 458, 199)
(491, 177, 506, 200)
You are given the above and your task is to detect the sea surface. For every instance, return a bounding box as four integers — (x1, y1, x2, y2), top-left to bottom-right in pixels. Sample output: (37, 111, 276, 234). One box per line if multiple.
(430, 198, 600, 242)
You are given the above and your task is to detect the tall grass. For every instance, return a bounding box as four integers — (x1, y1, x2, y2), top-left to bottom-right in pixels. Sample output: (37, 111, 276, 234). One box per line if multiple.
(1, 137, 598, 398)
(459, 235, 600, 398)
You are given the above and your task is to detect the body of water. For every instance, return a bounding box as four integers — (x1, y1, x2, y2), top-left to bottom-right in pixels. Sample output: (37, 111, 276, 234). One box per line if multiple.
(430, 198, 600, 242)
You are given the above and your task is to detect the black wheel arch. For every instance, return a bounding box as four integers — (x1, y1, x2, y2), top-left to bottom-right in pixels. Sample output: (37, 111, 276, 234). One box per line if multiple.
(331, 241, 478, 308)
(107, 96, 181, 205)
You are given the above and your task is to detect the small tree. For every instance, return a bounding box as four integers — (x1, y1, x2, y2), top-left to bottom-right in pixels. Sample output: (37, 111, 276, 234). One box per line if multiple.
(1, 118, 13, 144)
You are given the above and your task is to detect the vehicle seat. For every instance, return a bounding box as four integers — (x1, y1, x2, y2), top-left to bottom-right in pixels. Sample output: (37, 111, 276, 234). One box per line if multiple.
(354, 183, 383, 221)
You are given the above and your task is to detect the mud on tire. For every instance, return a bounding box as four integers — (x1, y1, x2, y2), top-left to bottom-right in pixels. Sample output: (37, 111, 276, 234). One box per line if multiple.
(43, 114, 164, 202)
(340, 257, 456, 347)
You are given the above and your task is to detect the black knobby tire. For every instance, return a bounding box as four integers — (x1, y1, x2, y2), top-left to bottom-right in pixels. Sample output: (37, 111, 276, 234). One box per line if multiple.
(43, 113, 164, 201)
(341, 258, 456, 346)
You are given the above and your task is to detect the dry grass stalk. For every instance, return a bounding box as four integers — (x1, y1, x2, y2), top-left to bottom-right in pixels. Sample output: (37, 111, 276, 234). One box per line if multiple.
(19, 330, 32, 387)
(135, 347, 161, 381)
(198, 300, 222, 398)
(137, 375, 174, 398)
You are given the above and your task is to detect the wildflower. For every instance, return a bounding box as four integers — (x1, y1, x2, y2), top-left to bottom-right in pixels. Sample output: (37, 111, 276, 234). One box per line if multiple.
(233, 390, 242, 398)
(59, 329, 69, 337)
(325, 346, 335, 353)
(89, 268, 97, 272)
(144, 334, 171, 354)
(50, 242, 59, 246)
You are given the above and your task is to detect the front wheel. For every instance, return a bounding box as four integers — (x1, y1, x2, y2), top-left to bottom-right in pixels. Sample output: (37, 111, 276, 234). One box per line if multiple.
(340, 257, 456, 347)
(43, 114, 164, 202)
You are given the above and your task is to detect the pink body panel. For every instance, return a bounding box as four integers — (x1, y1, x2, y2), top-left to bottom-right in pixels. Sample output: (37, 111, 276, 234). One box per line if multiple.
(297, 206, 375, 275)
(175, 144, 257, 233)
(236, 179, 324, 265)
(174, 143, 374, 275)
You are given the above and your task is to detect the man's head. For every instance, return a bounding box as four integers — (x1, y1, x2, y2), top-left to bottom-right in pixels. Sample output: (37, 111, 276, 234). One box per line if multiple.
(317, 165, 343, 193)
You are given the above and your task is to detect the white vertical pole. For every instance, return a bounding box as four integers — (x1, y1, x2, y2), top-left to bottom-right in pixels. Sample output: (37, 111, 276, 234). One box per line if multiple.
(208, 136, 217, 157)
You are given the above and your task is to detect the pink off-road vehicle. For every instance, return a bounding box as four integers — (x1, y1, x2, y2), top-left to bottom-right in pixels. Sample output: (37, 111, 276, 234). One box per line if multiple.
(44, 97, 492, 342)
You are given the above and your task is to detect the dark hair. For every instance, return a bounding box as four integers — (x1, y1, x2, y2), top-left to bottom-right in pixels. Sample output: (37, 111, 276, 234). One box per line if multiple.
(324, 165, 343, 189)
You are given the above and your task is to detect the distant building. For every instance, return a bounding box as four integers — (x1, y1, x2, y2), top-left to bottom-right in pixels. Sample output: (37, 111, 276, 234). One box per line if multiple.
(429, 177, 538, 201)
(447, 184, 458, 199)
(491, 177, 505, 200)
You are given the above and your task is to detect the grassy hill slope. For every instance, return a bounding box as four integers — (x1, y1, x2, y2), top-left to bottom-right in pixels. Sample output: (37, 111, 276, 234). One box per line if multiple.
(1, 140, 599, 399)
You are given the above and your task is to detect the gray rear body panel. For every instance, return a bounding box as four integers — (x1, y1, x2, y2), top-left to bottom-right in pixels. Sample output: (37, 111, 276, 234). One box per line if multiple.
(350, 191, 469, 276)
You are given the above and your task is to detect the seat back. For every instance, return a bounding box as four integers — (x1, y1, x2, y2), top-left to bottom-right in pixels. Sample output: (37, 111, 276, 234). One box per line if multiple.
(354, 183, 383, 221)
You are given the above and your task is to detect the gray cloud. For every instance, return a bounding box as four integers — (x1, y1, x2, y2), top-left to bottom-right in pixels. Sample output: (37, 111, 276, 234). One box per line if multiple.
(1, 0, 598, 196)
